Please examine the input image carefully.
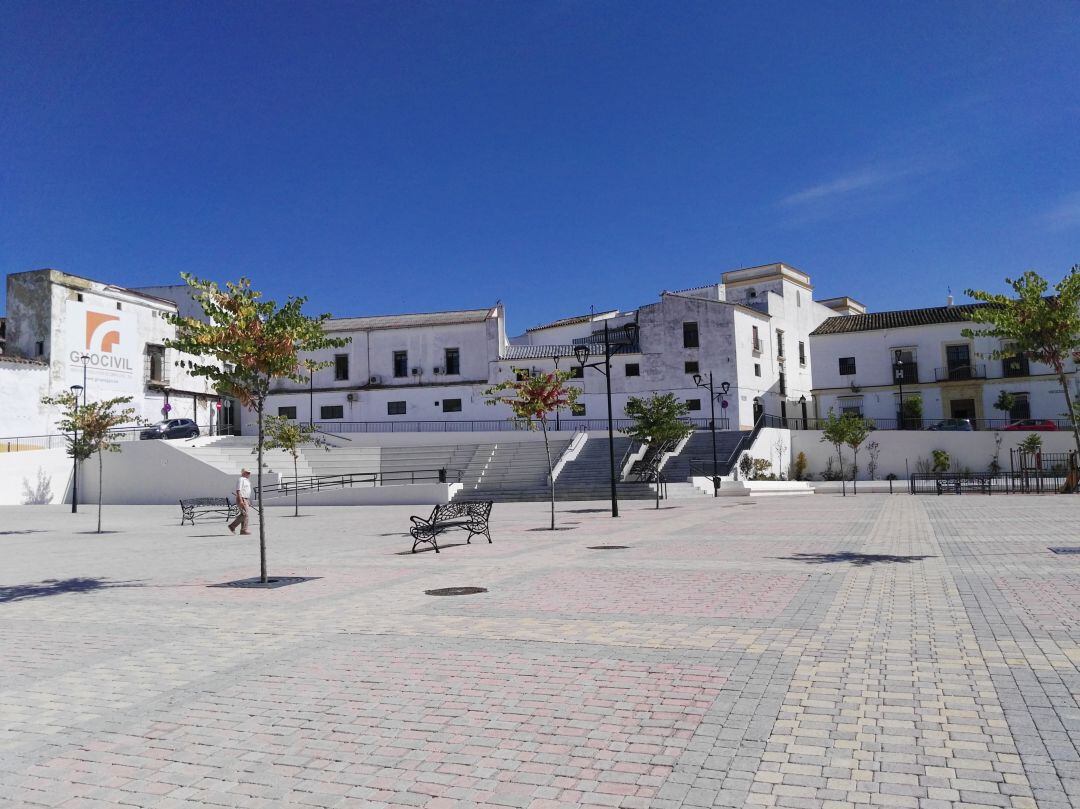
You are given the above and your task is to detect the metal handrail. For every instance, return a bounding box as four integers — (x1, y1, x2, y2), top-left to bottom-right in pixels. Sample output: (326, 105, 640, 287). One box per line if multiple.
(258, 467, 464, 498)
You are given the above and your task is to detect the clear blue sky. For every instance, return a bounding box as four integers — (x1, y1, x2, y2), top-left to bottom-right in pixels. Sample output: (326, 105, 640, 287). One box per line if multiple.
(2, 1, 1077, 333)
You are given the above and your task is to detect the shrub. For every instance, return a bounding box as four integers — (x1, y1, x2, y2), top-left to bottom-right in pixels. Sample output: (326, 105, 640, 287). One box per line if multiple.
(931, 449, 950, 473)
(793, 451, 808, 481)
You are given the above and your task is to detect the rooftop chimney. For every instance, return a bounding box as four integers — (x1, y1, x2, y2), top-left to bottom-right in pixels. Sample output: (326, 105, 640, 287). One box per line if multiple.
(947, 287, 954, 307)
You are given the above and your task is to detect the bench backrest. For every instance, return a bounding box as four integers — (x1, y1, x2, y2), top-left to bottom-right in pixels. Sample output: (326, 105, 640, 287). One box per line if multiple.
(432, 501, 492, 521)
(180, 497, 231, 507)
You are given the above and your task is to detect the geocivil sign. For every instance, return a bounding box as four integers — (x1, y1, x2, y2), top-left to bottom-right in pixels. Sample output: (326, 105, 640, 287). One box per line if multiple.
(65, 300, 138, 395)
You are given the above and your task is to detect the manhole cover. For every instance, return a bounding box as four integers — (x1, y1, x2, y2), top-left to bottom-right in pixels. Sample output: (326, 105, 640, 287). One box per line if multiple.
(1049, 547, 1080, 555)
(425, 586, 488, 596)
(209, 576, 319, 589)
(587, 545, 630, 550)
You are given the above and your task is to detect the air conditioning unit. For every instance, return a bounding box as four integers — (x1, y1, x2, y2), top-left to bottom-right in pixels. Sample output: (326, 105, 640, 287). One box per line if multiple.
(369, 375, 381, 385)
(346, 393, 356, 402)
(411, 367, 421, 376)
(433, 366, 444, 375)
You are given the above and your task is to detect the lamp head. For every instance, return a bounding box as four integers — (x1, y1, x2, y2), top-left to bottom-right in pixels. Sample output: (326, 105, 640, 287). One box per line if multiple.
(573, 344, 590, 366)
(799, 394, 806, 404)
(720, 381, 730, 395)
(70, 384, 83, 394)
(692, 373, 702, 387)
(894, 348, 903, 364)
(623, 321, 639, 345)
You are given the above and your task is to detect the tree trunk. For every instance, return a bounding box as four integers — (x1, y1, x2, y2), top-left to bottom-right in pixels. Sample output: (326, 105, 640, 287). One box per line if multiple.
(257, 402, 268, 583)
(851, 449, 858, 495)
(1057, 365, 1080, 466)
(542, 420, 555, 530)
(837, 446, 845, 497)
(96, 450, 103, 533)
(293, 453, 299, 517)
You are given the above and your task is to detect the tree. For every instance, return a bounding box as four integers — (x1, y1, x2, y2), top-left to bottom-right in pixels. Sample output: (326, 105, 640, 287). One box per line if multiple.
(963, 267, 1080, 459)
(485, 371, 579, 530)
(263, 416, 330, 517)
(623, 393, 694, 508)
(842, 414, 874, 494)
(42, 392, 140, 533)
(992, 390, 1016, 423)
(820, 410, 849, 491)
(900, 395, 923, 429)
(165, 276, 349, 583)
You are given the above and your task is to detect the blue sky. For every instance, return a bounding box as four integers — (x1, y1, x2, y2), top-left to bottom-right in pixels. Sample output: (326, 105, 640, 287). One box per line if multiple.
(1, 1, 1077, 333)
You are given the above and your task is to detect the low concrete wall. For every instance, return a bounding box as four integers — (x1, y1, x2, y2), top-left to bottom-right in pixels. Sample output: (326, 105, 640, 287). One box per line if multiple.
(0, 446, 71, 505)
(791, 429, 1078, 480)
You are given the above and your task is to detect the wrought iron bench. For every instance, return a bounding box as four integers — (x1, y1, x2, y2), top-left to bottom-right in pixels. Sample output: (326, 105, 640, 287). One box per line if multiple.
(934, 475, 992, 495)
(179, 497, 239, 526)
(409, 501, 493, 553)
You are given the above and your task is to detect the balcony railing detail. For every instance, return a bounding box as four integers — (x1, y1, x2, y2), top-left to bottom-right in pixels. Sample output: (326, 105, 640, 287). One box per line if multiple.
(934, 364, 986, 382)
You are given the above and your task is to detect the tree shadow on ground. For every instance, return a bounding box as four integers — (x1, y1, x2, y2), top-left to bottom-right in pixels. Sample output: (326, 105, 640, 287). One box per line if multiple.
(563, 508, 608, 514)
(0, 578, 143, 603)
(0, 530, 47, 536)
(776, 552, 935, 567)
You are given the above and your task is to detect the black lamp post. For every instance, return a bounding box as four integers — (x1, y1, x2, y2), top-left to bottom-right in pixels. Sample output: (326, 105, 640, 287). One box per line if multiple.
(894, 349, 905, 429)
(309, 368, 315, 428)
(693, 372, 730, 497)
(69, 384, 83, 513)
(799, 394, 808, 430)
(574, 320, 639, 518)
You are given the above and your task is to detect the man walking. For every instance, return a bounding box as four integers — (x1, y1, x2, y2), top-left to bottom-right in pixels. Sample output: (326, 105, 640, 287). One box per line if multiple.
(228, 468, 252, 535)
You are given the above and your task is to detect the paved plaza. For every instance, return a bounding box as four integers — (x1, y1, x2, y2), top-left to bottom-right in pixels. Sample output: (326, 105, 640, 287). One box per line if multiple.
(1, 495, 1080, 809)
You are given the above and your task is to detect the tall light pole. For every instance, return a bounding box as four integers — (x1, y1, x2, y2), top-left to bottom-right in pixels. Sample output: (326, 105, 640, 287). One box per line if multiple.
(575, 320, 639, 518)
(693, 373, 730, 497)
(79, 354, 89, 407)
(69, 384, 83, 513)
(894, 348, 905, 429)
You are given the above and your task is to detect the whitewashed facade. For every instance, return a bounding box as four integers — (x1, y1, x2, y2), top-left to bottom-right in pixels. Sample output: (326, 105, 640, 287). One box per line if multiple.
(810, 302, 1080, 426)
(2, 269, 226, 435)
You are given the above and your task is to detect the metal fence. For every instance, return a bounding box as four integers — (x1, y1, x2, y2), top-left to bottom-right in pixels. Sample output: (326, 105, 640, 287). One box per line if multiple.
(0, 423, 227, 453)
(787, 417, 1076, 432)
(258, 467, 462, 499)
(310, 417, 724, 434)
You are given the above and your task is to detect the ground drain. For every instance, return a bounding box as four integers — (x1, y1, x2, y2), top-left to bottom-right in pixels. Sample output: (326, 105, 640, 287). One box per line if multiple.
(1049, 547, 1080, 555)
(425, 586, 488, 596)
(587, 545, 630, 550)
(209, 576, 319, 589)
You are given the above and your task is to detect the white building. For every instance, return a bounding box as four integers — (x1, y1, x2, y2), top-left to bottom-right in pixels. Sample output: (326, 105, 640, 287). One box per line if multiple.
(810, 301, 1080, 427)
(2, 269, 227, 434)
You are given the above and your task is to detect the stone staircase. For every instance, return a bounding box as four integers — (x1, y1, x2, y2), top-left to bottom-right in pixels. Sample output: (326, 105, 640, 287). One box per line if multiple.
(455, 438, 575, 502)
(661, 430, 751, 481)
(546, 434, 655, 502)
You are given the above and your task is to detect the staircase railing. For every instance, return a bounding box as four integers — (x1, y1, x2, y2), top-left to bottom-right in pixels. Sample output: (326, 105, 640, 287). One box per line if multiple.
(257, 467, 463, 498)
(688, 413, 778, 478)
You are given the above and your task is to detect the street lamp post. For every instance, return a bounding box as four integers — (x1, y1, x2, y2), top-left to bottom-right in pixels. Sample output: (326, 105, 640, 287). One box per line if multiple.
(693, 372, 731, 497)
(799, 394, 808, 430)
(69, 384, 83, 513)
(79, 354, 89, 407)
(574, 320, 639, 518)
(894, 349, 905, 429)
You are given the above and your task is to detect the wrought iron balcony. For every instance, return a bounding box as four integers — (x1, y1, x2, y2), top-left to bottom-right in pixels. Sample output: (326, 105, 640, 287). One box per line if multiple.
(934, 363, 986, 382)
(892, 361, 918, 384)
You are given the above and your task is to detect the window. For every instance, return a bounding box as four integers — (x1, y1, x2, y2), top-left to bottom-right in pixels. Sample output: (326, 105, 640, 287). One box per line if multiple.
(838, 396, 863, 416)
(442, 398, 462, 413)
(752, 326, 761, 353)
(778, 371, 787, 396)
(684, 360, 699, 375)
(685, 398, 702, 411)
(393, 351, 408, 377)
(76, 293, 83, 302)
(839, 357, 857, 376)
(1009, 393, 1031, 421)
(683, 322, 699, 348)
(625, 363, 640, 377)
(444, 348, 460, 375)
(893, 348, 918, 384)
(776, 331, 785, 358)
(1002, 345, 1029, 377)
(278, 406, 297, 419)
(387, 401, 406, 415)
(796, 290, 802, 307)
(515, 367, 532, 381)
(116, 301, 122, 310)
(798, 341, 806, 366)
(334, 354, 349, 381)
(320, 405, 344, 420)
(35, 340, 44, 356)
(570, 403, 586, 416)
(147, 345, 165, 382)
(946, 344, 971, 379)
(754, 363, 761, 377)
(569, 365, 584, 379)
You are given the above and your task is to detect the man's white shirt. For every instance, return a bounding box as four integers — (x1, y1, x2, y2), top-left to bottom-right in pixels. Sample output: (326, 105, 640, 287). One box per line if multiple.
(236, 476, 252, 501)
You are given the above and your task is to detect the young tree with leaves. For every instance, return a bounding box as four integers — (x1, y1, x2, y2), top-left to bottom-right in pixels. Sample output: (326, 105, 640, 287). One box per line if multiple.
(964, 267, 1080, 460)
(165, 275, 349, 583)
(820, 410, 848, 488)
(842, 414, 874, 494)
(263, 415, 330, 517)
(485, 371, 579, 530)
(41, 392, 140, 533)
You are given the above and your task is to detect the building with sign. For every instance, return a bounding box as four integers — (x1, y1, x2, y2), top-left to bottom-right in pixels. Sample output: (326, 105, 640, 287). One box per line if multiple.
(1, 269, 227, 437)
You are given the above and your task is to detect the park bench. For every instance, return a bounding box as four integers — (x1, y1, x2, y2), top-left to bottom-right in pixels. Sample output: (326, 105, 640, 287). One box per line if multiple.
(179, 497, 239, 526)
(409, 501, 493, 553)
(934, 475, 992, 495)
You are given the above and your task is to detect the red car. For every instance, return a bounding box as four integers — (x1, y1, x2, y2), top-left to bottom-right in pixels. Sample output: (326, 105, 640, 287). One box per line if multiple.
(1002, 419, 1058, 431)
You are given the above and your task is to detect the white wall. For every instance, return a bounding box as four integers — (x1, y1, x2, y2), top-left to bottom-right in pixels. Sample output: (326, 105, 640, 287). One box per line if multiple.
(0, 447, 71, 505)
(0, 362, 52, 438)
(791, 429, 1078, 480)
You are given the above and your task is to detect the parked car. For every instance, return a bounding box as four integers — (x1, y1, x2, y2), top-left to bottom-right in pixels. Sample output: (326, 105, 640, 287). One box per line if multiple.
(140, 418, 200, 440)
(925, 418, 974, 431)
(1002, 419, 1058, 431)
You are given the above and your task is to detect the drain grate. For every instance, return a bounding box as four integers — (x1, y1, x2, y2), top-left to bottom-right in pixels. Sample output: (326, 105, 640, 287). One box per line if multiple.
(588, 545, 630, 550)
(425, 586, 488, 596)
(1049, 547, 1080, 555)
(209, 576, 319, 589)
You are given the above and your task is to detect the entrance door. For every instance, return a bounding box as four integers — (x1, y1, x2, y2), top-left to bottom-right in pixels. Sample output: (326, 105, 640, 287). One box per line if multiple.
(949, 398, 976, 421)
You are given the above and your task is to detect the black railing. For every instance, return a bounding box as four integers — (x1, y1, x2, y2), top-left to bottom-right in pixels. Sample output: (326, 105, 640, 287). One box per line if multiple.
(0, 423, 227, 453)
(310, 417, 723, 434)
(787, 416, 1075, 432)
(689, 412, 777, 478)
(258, 467, 463, 498)
(1002, 356, 1030, 377)
(934, 364, 986, 382)
(910, 467, 1078, 495)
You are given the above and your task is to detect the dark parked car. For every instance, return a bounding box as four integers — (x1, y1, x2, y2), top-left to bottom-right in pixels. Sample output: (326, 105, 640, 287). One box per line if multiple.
(1002, 419, 1058, 431)
(925, 418, 974, 431)
(140, 418, 200, 440)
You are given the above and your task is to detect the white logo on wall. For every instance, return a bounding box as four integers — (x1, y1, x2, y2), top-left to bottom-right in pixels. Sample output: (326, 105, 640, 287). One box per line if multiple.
(65, 301, 138, 395)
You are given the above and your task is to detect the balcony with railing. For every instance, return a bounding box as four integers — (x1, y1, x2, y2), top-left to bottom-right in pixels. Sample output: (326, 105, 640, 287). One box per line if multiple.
(892, 361, 918, 385)
(934, 363, 986, 382)
(1002, 355, 1030, 377)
